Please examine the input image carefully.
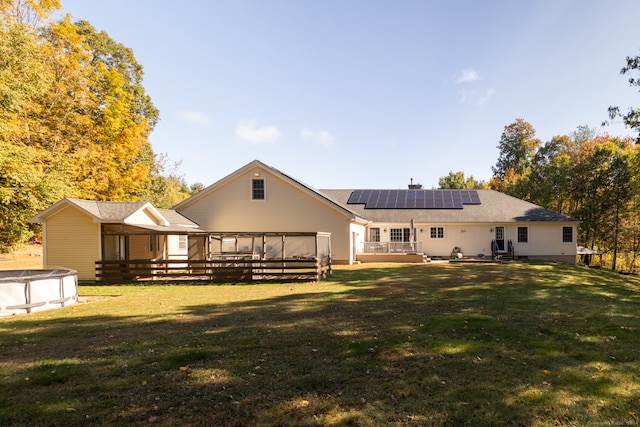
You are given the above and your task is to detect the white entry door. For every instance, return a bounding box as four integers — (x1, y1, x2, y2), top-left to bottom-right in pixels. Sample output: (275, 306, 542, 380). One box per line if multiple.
(495, 227, 505, 251)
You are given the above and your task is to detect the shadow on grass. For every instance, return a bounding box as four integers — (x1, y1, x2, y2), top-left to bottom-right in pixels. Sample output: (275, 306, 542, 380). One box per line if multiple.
(0, 263, 639, 426)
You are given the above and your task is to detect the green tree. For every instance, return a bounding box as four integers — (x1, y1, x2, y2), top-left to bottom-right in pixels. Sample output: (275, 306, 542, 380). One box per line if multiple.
(143, 155, 193, 208)
(571, 136, 635, 269)
(0, 143, 68, 251)
(0, 2, 173, 249)
(607, 50, 640, 144)
(527, 135, 574, 214)
(491, 119, 541, 198)
(0, 19, 47, 129)
(0, 3, 62, 250)
(438, 171, 488, 189)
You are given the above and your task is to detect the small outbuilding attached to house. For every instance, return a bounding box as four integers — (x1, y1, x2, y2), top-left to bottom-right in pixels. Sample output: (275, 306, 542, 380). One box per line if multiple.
(29, 198, 202, 281)
(29, 197, 333, 283)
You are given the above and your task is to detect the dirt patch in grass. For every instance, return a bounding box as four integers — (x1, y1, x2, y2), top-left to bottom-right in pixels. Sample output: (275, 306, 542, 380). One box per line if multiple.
(0, 243, 43, 270)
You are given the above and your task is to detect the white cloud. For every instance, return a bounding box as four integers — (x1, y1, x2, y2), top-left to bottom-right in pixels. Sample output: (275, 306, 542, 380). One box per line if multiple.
(476, 86, 495, 106)
(177, 110, 210, 125)
(459, 86, 495, 106)
(454, 68, 493, 106)
(454, 68, 480, 84)
(300, 128, 335, 147)
(235, 120, 281, 143)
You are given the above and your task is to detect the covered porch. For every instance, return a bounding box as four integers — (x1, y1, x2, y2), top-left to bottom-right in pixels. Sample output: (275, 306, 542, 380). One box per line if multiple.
(96, 230, 332, 283)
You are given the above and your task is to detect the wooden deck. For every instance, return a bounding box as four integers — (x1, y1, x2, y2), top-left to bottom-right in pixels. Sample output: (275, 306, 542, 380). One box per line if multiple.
(356, 253, 429, 263)
(95, 257, 331, 283)
(448, 257, 501, 264)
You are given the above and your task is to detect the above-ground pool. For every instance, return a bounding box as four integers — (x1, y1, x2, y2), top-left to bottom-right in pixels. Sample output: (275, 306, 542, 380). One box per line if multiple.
(0, 269, 78, 316)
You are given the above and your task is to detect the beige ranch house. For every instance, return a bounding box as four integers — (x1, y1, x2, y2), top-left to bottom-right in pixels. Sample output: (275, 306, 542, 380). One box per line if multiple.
(31, 160, 579, 281)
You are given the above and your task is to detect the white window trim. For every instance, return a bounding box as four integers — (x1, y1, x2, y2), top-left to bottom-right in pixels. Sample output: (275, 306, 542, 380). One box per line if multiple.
(390, 227, 409, 242)
(561, 226, 574, 244)
(429, 226, 445, 239)
(516, 226, 529, 244)
(178, 235, 188, 251)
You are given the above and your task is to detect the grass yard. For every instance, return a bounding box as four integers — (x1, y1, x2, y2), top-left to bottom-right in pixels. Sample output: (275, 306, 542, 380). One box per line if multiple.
(0, 262, 639, 426)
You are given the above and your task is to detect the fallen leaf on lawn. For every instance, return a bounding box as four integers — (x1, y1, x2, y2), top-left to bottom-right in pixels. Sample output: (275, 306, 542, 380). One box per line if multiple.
(294, 399, 310, 408)
(179, 365, 189, 372)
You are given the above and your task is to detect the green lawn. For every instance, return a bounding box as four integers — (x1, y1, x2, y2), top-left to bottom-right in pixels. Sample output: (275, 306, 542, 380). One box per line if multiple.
(0, 262, 639, 426)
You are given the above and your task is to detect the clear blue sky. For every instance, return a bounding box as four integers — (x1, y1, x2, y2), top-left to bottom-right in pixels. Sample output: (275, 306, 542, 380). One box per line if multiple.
(60, 0, 640, 189)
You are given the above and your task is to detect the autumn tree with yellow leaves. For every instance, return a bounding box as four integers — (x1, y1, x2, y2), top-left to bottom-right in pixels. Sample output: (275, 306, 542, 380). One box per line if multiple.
(0, 0, 191, 251)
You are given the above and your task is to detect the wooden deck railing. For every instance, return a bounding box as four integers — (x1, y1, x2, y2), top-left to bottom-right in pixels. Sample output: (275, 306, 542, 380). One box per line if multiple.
(95, 257, 331, 283)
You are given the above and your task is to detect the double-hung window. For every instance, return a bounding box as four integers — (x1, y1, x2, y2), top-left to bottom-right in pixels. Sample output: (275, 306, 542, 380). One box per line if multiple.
(178, 235, 188, 251)
(252, 178, 265, 200)
(562, 226, 573, 243)
(517, 226, 528, 243)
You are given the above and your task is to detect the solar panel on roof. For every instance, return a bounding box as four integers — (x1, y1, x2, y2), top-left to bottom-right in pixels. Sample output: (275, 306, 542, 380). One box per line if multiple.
(347, 189, 482, 209)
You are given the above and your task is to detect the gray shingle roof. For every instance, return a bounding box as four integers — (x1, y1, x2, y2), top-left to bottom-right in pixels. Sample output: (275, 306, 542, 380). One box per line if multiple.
(31, 198, 203, 232)
(319, 189, 579, 223)
(66, 198, 148, 221)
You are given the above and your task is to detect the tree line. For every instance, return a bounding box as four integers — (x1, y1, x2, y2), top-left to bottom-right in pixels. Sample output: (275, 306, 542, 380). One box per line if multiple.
(440, 116, 639, 271)
(489, 120, 637, 271)
(0, 0, 200, 251)
(2, 1, 640, 271)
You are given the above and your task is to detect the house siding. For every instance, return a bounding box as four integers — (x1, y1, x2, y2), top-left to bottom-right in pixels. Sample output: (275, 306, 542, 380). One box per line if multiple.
(176, 166, 356, 263)
(127, 206, 163, 226)
(166, 235, 188, 260)
(418, 223, 494, 257)
(130, 235, 153, 259)
(43, 205, 101, 280)
(377, 222, 577, 261)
